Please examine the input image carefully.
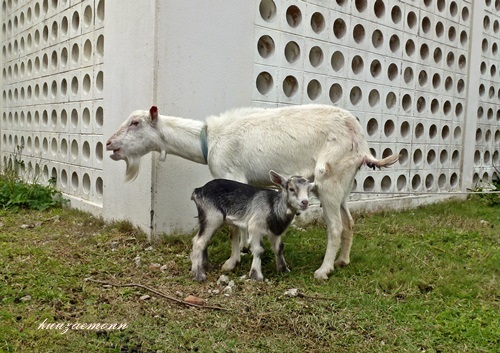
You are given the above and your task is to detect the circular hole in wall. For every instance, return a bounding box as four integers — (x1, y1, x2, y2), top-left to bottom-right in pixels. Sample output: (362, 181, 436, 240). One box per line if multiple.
(425, 174, 434, 190)
(61, 139, 68, 158)
(387, 63, 398, 81)
(353, 24, 365, 44)
(331, 51, 344, 72)
(61, 109, 67, 128)
(440, 149, 449, 165)
(260, 0, 277, 22)
(420, 43, 429, 60)
(452, 150, 460, 164)
(97, 0, 105, 23)
(71, 139, 78, 160)
(333, 18, 346, 39)
(351, 55, 364, 75)
(309, 46, 323, 67)
(83, 39, 92, 61)
(256, 72, 273, 95)
(363, 176, 375, 192)
(400, 121, 410, 138)
(368, 89, 380, 107)
(329, 83, 342, 103)
(450, 173, 458, 189)
(446, 52, 455, 68)
(82, 174, 91, 194)
(435, 21, 444, 37)
(286, 5, 301, 27)
(370, 59, 382, 78)
(403, 67, 414, 84)
(83, 5, 92, 28)
(384, 120, 395, 137)
(415, 122, 425, 139)
(397, 175, 407, 191)
(61, 169, 68, 188)
(411, 174, 421, 190)
(418, 70, 428, 87)
(438, 173, 447, 189)
(284, 41, 300, 63)
(389, 34, 400, 52)
(442, 125, 450, 140)
(96, 177, 103, 197)
(71, 172, 79, 191)
(311, 12, 325, 33)
(381, 175, 391, 191)
(82, 107, 91, 127)
(349, 86, 362, 106)
(430, 99, 439, 114)
(367, 118, 378, 136)
(372, 29, 383, 48)
(307, 79, 322, 101)
(82, 141, 91, 161)
(427, 149, 436, 165)
(283, 75, 298, 97)
(386, 92, 396, 110)
(61, 16, 68, 36)
(257, 36, 275, 60)
(96, 142, 103, 162)
(96, 71, 103, 92)
(71, 109, 78, 128)
(374, 0, 385, 18)
(416, 96, 426, 113)
(433, 47, 442, 64)
(402, 94, 412, 112)
(405, 39, 415, 57)
(407, 11, 417, 29)
(95, 106, 104, 127)
(96, 35, 104, 57)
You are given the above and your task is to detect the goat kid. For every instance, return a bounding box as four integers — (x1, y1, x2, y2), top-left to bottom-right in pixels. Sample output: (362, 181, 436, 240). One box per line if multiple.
(190, 171, 314, 282)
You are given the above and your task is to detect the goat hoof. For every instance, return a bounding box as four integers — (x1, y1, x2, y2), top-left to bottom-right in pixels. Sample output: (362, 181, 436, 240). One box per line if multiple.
(221, 259, 239, 272)
(277, 264, 290, 273)
(192, 272, 207, 282)
(250, 269, 264, 282)
(334, 260, 350, 268)
(313, 268, 331, 280)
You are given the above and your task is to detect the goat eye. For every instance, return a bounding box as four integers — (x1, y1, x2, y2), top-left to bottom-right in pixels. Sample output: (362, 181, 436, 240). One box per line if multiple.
(130, 121, 139, 127)
(288, 188, 295, 192)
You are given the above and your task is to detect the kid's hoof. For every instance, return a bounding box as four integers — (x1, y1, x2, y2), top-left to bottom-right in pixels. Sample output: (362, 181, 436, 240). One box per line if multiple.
(192, 271, 207, 282)
(250, 269, 264, 282)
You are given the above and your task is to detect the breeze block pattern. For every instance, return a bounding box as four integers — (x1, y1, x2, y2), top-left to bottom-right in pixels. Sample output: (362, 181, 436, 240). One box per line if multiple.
(1, 0, 104, 206)
(253, 0, 499, 202)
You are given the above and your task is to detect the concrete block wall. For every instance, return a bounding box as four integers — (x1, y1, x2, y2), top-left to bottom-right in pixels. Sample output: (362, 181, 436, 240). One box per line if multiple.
(1, 0, 499, 236)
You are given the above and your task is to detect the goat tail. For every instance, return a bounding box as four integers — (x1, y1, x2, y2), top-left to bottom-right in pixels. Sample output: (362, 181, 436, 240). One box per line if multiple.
(363, 153, 399, 170)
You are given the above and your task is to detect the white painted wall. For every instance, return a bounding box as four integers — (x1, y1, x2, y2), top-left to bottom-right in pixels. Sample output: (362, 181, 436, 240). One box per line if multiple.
(151, 1, 256, 235)
(102, 1, 157, 231)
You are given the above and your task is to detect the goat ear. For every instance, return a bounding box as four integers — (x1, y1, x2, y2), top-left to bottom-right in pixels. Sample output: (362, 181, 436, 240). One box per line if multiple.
(269, 170, 286, 188)
(150, 106, 159, 121)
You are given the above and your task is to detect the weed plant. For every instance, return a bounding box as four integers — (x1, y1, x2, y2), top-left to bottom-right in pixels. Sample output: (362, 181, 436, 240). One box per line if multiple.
(0, 145, 66, 210)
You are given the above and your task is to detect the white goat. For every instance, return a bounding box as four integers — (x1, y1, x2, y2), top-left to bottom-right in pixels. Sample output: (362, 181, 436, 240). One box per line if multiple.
(106, 104, 399, 280)
(190, 171, 314, 282)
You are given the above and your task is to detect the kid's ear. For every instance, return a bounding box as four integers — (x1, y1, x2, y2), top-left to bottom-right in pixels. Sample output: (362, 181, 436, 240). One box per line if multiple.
(150, 106, 158, 121)
(269, 170, 287, 188)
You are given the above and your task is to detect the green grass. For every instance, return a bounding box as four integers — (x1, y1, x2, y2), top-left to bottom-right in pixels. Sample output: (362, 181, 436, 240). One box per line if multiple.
(0, 198, 498, 352)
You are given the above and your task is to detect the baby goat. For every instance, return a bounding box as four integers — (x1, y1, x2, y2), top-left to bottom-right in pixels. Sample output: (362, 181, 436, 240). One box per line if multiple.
(190, 171, 315, 282)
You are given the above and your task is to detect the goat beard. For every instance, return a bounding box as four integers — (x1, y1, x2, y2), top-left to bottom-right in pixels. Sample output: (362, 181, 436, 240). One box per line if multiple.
(124, 156, 141, 182)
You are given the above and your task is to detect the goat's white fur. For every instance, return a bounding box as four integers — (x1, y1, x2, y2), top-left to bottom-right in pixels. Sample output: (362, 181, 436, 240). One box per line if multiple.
(106, 104, 399, 279)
